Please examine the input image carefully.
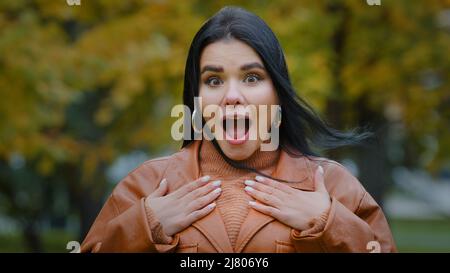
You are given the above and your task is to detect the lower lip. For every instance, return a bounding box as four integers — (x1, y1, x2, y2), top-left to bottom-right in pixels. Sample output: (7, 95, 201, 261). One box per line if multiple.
(224, 129, 250, 145)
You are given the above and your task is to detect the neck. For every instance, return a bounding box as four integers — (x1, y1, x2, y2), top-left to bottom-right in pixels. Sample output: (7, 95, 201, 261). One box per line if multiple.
(199, 140, 280, 178)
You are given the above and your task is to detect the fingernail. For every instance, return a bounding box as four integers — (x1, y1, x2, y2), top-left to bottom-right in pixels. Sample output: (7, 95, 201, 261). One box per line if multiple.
(208, 202, 216, 209)
(213, 188, 222, 194)
(212, 180, 221, 187)
(249, 201, 256, 206)
(200, 175, 211, 182)
(255, 176, 265, 182)
(318, 166, 324, 175)
(160, 178, 167, 185)
(245, 186, 254, 192)
(244, 180, 255, 186)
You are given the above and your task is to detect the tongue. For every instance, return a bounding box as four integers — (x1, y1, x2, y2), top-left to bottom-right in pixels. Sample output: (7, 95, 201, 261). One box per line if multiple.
(234, 121, 247, 139)
(225, 120, 247, 140)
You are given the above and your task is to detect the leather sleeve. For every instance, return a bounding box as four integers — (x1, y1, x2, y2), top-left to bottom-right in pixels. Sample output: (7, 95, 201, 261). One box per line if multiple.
(80, 159, 180, 253)
(290, 162, 397, 253)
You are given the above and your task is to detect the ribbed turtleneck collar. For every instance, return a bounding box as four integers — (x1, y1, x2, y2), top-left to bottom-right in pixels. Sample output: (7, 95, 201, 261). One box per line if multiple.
(199, 140, 280, 178)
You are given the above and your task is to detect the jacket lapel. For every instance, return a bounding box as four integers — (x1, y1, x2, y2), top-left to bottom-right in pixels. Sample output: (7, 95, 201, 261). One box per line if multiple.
(272, 150, 316, 190)
(192, 208, 234, 253)
(234, 207, 275, 252)
(164, 141, 233, 253)
(234, 150, 316, 253)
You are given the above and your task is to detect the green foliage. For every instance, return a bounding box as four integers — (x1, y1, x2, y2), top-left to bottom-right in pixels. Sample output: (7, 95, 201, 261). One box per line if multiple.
(0, 0, 448, 176)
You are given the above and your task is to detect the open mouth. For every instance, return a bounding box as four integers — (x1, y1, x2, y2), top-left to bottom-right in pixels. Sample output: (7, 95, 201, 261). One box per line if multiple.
(221, 114, 251, 144)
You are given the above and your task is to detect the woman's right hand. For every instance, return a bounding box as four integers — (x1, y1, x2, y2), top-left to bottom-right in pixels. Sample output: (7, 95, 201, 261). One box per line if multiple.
(145, 176, 221, 237)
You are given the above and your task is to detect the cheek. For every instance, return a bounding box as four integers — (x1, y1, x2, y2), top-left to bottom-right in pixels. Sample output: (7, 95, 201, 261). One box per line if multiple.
(199, 86, 223, 101)
(248, 81, 278, 105)
(247, 83, 278, 126)
(199, 88, 221, 120)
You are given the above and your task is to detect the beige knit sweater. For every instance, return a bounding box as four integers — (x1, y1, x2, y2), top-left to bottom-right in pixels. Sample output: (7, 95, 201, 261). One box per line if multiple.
(198, 140, 280, 250)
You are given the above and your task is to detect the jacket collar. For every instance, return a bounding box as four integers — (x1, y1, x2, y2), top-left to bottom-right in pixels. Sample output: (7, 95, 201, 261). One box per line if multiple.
(163, 140, 315, 253)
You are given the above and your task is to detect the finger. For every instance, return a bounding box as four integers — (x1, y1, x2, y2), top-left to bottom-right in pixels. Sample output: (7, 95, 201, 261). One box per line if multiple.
(248, 201, 281, 218)
(186, 202, 216, 223)
(244, 179, 286, 198)
(173, 175, 211, 198)
(244, 186, 281, 207)
(314, 166, 327, 193)
(188, 187, 221, 211)
(149, 178, 168, 198)
(185, 180, 221, 200)
(254, 176, 293, 194)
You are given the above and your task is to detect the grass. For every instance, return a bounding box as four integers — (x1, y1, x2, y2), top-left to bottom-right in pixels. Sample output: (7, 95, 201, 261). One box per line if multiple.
(389, 218, 450, 253)
(0, 218, 449, 252)
(0, 229, 77, 253)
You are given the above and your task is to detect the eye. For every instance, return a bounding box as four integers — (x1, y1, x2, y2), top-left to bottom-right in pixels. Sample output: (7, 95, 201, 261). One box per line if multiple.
(244, 73, 262, 84)
(205, 76, 223, 87)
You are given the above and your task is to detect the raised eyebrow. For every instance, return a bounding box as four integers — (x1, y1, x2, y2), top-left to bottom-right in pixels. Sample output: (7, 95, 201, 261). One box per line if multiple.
(201, 65, 223, 74)
(240, 62, 265, 71)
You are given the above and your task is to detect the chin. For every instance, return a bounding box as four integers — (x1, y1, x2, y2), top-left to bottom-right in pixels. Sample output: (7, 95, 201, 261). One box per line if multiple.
(216, 139, 260, 161)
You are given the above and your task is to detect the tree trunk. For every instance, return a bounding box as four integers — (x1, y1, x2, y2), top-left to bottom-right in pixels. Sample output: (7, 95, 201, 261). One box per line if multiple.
(78, 188, 104, 240)
(23, 222, 42, 253)
(356, 127, 391, 207)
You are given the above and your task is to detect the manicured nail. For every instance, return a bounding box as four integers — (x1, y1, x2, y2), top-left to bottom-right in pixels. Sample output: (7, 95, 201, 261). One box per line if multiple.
(200, 175, 211, 182)
(244, 180, 255, 186)
(245, 186, 254, 192)
(212, 180, 221, 187)
(255, 176, 265, 182)
(318, 166, 324, 175)
(160, 178, 167, 185)
(213, 188, 222, 194)
(208, 202, 216, 209)
(249, 201, 256, 206)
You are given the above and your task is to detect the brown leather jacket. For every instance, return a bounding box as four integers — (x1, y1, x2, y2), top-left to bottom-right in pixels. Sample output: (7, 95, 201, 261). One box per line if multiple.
(81, 140, 397, 253)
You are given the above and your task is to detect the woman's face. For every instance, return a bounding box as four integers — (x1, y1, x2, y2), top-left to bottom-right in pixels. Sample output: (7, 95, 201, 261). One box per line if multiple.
(199, 39, 279, 160)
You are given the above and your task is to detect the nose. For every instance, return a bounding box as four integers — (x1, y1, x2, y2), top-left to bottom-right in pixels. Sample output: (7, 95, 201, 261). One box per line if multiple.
(223, 80, 245, 107)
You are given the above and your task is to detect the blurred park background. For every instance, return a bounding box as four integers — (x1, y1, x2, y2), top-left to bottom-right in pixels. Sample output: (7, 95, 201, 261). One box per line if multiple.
(0, 0, 449, 252)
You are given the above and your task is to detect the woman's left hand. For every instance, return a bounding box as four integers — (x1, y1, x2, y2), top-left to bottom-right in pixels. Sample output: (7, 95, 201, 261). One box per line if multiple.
(244, 166, 331, 231)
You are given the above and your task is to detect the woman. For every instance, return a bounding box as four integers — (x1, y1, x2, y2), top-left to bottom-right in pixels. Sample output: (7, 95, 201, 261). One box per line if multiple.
(81, 6, 396, 253)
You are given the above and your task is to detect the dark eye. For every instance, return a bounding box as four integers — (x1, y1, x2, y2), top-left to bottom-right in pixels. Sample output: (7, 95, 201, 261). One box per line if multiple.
(244, 74, 261, 84)
(205, 77, 223, 87)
